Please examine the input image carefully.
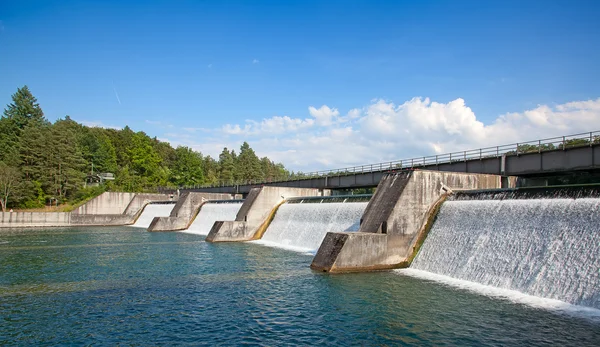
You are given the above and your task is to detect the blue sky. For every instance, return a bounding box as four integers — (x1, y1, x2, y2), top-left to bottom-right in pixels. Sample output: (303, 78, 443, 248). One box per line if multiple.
(1, 0, 600, 170)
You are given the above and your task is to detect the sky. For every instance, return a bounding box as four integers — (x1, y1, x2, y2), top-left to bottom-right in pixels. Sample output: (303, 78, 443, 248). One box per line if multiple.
(1, 0, 600, 171)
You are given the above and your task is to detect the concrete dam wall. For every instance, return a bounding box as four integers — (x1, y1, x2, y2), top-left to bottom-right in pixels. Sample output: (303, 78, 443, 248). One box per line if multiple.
(311, 170, 506, 273)
(206, 187, 329, 242)
(148, 192, 237, 232)
(409, 195, 600, 309)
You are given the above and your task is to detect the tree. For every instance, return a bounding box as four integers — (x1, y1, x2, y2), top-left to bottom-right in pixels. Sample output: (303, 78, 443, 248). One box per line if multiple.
(0, 163, 20, 212)
(48, 118, 86, 200)
(0, 117, 21, 166)
(236, 142, 262, 181)
(170, 146, 204, 186)
(218, 148, 235, 183)
(3, 86, 47, 131)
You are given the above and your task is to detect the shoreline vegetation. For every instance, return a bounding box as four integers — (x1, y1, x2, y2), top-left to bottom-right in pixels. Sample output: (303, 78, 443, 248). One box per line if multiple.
(0, 86, 297, 212)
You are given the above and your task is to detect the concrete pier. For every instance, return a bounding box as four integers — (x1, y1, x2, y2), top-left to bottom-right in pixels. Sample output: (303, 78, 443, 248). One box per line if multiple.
(148, 192, 237, 232)
(205, 186, 328, 242)
(311, 170, 508, 273)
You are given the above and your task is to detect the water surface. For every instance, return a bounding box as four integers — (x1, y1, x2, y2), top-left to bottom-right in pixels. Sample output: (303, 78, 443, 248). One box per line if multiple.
(1, 227, 598, 346)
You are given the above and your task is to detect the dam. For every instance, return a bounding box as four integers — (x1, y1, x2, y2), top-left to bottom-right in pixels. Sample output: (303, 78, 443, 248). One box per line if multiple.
(408, 196, 600, 309)
(1, 171, 598, 344)
(184, 201, 243, 235)
(253, 197, 368, 253)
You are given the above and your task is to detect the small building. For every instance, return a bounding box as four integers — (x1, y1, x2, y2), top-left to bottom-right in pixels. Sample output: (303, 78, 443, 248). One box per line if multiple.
(85, 172, 115, 187)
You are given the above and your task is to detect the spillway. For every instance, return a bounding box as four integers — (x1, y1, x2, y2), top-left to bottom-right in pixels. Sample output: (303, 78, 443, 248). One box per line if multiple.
(132, 203, 176, 228)
(256, 201, 368, 253)
(184, 202, 243, 235)
(409, 198, 600, 309)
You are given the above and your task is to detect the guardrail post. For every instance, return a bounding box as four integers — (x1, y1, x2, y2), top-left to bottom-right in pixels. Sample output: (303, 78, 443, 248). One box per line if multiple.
(449, 153, 452, 162)
(516, 143, 519, 155)
(591, 132, 593, 146)
(563, 136, 566, 150)
(423, 157, 426, 166)
(435, 155, 438, 165)
(411, 158, 414, 167)
(539, 140, 542, 153)
(479, 149, 482, 159)
(463, 151, 466, 162)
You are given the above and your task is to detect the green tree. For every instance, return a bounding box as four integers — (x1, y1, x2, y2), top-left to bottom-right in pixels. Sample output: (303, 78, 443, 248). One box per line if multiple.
(170, 146, 204, 186)
(203, 156, 219, 185)
(3, 86, 47, 131)
(48, 117, 86, 200)
(0, 117, 20, 166)
(218, 148, 235, 183)
(236, 142, 262, 181)
(0, 163, 20, 212)
(129, 132, 162, 177)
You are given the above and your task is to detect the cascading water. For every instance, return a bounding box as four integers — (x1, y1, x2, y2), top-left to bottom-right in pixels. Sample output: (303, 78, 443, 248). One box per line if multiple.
(255, 201, 368, 253)
(409, 198, 600, 309)
(132, 203, 176, 228)
(184, 202, 243, 235)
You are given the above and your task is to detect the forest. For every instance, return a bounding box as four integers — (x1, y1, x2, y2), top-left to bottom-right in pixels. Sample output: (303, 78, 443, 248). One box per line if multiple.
(0, 86, 294, 211)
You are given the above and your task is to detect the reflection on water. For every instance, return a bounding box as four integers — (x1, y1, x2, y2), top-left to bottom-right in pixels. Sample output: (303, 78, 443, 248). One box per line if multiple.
(1, 227, 598, 346)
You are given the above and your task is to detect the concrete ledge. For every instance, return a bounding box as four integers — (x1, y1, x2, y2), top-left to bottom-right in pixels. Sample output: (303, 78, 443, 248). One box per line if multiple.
(205, 221, 249, 242)
(148, 216, 188, 232)
(0, 212, 72, 228)
(72, 192, 137, 215)
(311, 232, 396, 272)
(123, 194, 174, 215)
(71, 214, 135, 226)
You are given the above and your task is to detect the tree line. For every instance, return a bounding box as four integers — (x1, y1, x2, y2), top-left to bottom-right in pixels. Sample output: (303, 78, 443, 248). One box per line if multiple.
(0, 86, 295, 211)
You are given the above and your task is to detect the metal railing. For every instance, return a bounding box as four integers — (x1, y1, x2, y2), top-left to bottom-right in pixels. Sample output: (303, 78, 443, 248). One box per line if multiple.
(180, 130, 600, 189)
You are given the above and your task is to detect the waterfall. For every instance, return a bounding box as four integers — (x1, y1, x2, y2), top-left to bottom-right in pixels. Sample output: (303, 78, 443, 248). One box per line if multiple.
(184, 202, 243, 235)
(255, 201, 368, 253)
(410, 198, 600, 309)
(132, 203, 176, 228)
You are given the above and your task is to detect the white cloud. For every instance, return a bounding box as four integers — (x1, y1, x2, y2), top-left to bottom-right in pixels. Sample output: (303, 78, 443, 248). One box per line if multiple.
(308, 105, 340, 126)
(252, 59, 259, 64)
(158, 97, 600, 172)
(222, 115, 315, 135)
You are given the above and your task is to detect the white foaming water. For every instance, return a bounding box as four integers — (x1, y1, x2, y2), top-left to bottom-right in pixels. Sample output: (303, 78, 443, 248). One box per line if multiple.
(254, 202, 367, 253)
(411, 198, 600, 309)
(398, 269, 600, 322)
(132, 203, 176, 228)
(183, 203, 243, 235)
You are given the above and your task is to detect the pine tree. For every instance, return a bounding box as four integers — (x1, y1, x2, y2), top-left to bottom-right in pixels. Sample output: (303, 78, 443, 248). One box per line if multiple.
(218, 148, 235, 183)
(237, 142, 262, 181)
(48, 118, 86, 200)
(3, 86, 47, 131)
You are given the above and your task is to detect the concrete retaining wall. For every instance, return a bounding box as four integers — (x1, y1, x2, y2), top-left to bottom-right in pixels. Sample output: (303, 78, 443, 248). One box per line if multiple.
(0, 212, 72, 228)
(72, 192, 137, 215)
(1, 192, 175, 228)
(123, 194, 173, 215)
(311, 170, 505, 273)
(148, 192, 235, 232)
(206, 186, 328, 242)
(71, 214, 135, 226)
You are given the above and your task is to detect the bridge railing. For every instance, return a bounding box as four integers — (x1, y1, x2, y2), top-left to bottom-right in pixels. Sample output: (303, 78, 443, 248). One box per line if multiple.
(179, 130, 600, 189)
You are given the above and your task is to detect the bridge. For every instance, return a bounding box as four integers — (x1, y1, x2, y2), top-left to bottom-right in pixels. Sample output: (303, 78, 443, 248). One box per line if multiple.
(181, 131, 600, 194)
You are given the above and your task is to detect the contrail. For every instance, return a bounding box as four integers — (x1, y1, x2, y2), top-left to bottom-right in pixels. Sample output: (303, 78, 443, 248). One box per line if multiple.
(112, 82, 121, 105)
